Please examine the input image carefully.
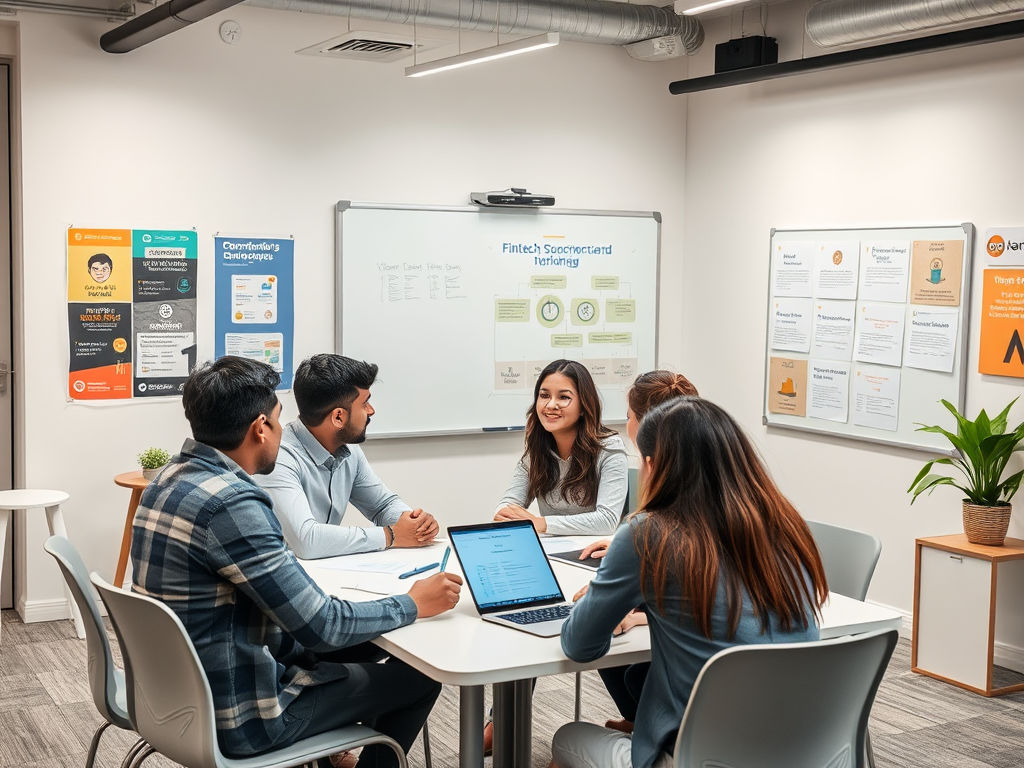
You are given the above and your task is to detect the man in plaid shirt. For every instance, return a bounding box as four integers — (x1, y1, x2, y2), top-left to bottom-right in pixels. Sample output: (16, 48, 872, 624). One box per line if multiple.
(132, 356, 463, 767)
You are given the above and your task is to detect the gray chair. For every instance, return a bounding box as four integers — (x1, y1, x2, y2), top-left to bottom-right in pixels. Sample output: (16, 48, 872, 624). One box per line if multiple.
(42, 536, 144, 768)
(673, 629, 898, 768)
(90, 573, 409, 768)
(806, 519, 882, 601)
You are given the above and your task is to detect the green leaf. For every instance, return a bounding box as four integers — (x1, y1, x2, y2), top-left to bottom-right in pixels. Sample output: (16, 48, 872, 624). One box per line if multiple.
(999, 468, 1024, 503)
(990, 397, 1019, 436)
(909, 473, 972, 504)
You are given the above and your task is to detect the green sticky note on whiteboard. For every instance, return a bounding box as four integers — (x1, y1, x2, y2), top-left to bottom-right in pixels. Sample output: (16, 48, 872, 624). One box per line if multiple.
(551, 334, 584, 348)
(606, 299, 636, 322)
(589, 332, 633, 344)
(530, 275, 567, 289)
(593, 276, 619, 290)
(495, 299, 530, 322)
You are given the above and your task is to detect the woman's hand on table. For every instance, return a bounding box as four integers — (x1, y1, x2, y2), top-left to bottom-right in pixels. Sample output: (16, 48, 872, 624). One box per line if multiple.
(579, 539, 612, 560)
(407, 572, 463, 618)
(494, 505, 548, 533)
(573, 583, 590, 603)
(613, 609, 648, 636)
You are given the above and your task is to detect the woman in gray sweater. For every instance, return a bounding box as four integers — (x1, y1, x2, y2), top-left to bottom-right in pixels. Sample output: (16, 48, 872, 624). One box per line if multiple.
(550, 397, 827, 768)
(494, 359, 628, 536)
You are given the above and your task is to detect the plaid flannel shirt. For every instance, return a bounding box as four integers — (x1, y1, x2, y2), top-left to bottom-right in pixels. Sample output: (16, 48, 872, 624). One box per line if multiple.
(131, 438, 417, 756)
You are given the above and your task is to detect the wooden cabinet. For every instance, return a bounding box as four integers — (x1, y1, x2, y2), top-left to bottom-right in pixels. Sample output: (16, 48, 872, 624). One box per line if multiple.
(913, 534, 1024, 696)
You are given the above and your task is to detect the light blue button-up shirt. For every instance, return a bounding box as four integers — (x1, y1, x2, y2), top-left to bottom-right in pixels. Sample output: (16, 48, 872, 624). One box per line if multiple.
(255, 420, 411, 558)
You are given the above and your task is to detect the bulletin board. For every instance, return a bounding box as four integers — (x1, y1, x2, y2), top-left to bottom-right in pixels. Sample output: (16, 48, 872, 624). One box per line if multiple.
(336, 201, 660, 438)
(763, 224, 974, 455)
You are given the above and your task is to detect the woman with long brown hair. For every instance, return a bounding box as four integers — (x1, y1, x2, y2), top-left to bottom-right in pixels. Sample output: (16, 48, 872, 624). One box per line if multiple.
(494, 359, 628, 535)
(550, 397, 827, 768)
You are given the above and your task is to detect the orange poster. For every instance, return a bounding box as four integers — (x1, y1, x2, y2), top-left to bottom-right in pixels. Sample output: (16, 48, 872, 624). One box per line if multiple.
(768, 357, 808, 417)
(979, 269, 1024, 378)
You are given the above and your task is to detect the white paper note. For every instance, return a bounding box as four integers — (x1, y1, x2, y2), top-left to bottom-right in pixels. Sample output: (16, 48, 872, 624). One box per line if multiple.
(770, 297, 813, 353)
(814, 241, 861, 300)
(854, 303, 906, 367)
(541, 537, 584, 554)
(905, 307, 959, 373)
(859, 241, 911, 303)
(807, 360, 851, 423)
(853, 366, 901, 432)
(811, 300, 856, 360)
(772, 241, 815, 297)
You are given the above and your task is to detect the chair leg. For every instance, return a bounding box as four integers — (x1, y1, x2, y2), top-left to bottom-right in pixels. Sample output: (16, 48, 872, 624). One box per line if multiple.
(422, 721, 432, 768)
(119, 738, 147, 768)
(84, 721, 113, 768)
(574, 671, 582, 722)
(125, 744, 155, 768)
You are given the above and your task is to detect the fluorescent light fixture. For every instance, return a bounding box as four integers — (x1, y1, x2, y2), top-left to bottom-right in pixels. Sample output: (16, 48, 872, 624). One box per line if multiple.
(405, 32, 559, 77)
(675, 0, 750, 15)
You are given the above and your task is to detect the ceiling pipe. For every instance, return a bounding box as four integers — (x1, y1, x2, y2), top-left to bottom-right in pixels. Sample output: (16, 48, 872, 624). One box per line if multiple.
(807, 0, 1024, 48)
(669, 16, 1024, 93)
(101, 0, 245, 52)
(246, 0, 702, 47)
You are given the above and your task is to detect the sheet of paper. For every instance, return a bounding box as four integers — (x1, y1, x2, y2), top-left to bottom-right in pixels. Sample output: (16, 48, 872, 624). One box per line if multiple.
(854, 303, 906, 367)
(807, 360, 851, 423)
(811, 300, 856, 360)
(306, 554, 412, 576)
(771, 241, 815, 297)
(853, 366, 901, 432)
(859, 241, 910, 303)
(770, 297, 813, 353)
(767, 357, 808, 417)
(814, 241, 860, 300)
(541, 537, 584, 554)
(905, 307, 959, 373)
(910, 240, 964, 306)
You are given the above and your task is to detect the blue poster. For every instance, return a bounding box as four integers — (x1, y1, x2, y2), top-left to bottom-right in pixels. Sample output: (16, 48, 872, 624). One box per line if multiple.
(214, 236, 294, 390)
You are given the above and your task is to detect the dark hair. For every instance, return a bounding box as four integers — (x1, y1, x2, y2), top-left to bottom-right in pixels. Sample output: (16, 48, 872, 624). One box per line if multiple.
(183, 356, 280, 451)
(293, 354, 379, 427)
(524, 359, 616, 508)
(634, 397, 827, 640)
(628, 370, 698, 420)
(88, 254, 112, 269)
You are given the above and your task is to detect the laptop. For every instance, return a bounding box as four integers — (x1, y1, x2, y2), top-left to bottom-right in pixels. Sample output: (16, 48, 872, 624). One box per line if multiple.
(448, 520, 574, 637)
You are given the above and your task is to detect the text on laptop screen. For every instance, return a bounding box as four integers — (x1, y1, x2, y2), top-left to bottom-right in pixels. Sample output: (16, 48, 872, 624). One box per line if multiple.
(451, 523, 563, 611)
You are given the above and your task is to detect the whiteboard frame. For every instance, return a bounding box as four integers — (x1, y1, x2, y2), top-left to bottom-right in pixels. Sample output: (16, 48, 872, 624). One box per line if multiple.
(335, 200, 662, 438)
(762, 223, 975, 456)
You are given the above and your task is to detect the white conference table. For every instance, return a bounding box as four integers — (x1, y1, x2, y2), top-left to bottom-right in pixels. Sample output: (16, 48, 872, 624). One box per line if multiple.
(301, 537, 902, 768)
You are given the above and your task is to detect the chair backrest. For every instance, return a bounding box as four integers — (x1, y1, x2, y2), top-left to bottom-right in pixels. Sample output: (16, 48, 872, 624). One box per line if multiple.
(806, 519, 882, 601)
(43, 535, 131, 729)
(91, 573, 221, 768)
(674, 629, 898, 768)
(621, 466, 639, 521)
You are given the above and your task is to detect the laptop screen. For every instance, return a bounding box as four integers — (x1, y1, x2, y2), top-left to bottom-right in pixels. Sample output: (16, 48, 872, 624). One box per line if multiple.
(449, 521, 565, 612)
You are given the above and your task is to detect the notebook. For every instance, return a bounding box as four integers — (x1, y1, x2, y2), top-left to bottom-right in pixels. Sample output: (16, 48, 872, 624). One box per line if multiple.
(448, 520, 573, 637)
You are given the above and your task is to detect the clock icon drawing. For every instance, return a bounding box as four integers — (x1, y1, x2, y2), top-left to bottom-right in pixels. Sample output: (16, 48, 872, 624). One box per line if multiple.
(541, 300, 560, 321)
(576, 301, 596, 322)
(536, 295, 564, 328)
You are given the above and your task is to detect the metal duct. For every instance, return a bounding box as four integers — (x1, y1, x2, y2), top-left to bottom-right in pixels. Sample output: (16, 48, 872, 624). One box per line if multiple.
(807, 0, 1024, 48)
(246, 0, 704, 48)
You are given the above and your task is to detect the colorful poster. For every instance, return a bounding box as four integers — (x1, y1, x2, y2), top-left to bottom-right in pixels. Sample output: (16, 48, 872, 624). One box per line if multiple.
(768, 357, 808, 417)
(910, 240, 963, 306)
(215, 236, 294, 389)
(979, 269, 1024, 378)
(68, 227, 197, 401)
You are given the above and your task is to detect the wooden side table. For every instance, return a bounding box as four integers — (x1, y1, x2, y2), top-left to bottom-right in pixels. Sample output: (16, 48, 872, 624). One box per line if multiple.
(913, 534, 1024, 696)
(114, 471, 150, 589)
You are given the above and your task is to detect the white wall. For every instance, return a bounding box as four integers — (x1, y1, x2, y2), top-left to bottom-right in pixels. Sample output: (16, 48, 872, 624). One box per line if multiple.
(682, 1, 1024, 657)
(7, 8, 689, 618)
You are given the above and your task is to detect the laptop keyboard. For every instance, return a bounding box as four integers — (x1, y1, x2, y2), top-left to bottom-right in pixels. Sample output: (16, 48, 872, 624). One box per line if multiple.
(501, 604, 573, 625)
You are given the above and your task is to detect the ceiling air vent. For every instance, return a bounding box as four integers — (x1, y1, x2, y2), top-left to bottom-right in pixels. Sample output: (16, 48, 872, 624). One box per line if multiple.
(297, 31, 449, 63)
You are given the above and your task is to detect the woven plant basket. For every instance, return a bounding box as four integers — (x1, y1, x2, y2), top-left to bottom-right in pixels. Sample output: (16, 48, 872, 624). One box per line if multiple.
(962, 501, 1012, 546)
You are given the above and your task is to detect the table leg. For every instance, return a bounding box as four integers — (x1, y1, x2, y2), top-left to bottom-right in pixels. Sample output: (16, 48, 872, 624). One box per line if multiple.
(513, 678, 533, 768)
(44, 505, 85, 639)
(0, 508, 8, 644)
(114, 489, 143, 589)
(459, 685, 485, 768)
(492, 682, 516, 768)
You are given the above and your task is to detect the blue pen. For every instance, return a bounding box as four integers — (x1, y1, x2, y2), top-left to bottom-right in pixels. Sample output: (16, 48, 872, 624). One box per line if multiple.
(398, 562, 440, 579)
(439, 546, 451, 572)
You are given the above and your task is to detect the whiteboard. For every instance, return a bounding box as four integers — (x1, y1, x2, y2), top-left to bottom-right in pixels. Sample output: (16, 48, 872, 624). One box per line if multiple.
(763, 225, 974, 455)
(336, 202, 660, 438)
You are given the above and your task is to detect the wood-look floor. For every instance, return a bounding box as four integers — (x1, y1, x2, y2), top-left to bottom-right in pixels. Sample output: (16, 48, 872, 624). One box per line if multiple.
(2, 609, 1024, 768)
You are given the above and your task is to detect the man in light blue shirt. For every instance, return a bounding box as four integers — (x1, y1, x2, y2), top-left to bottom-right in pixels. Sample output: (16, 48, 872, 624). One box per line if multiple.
(256, 354, 439, 559)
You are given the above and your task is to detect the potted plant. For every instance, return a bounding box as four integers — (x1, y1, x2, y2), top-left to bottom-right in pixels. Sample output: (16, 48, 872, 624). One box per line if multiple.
(138, 447, 171, 481)
(909, 398, 1024, 546)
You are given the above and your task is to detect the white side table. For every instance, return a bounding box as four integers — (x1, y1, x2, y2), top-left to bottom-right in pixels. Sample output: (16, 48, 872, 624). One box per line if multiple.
(0, 489, 85, 641)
